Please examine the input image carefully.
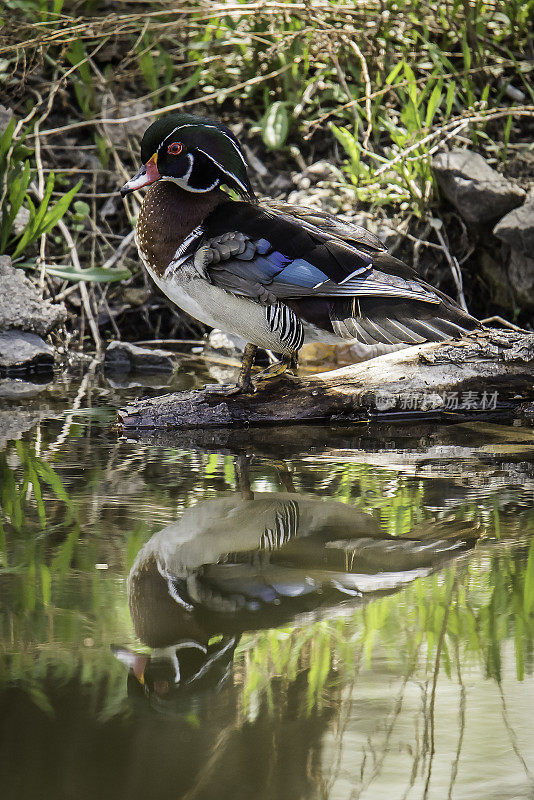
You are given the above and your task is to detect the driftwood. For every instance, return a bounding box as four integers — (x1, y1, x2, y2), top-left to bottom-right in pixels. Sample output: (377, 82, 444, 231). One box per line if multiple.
(118, 330, 534, 430)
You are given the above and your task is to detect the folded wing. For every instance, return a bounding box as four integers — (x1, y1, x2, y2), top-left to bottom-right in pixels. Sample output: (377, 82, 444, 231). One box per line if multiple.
(198, 200, 479, 346)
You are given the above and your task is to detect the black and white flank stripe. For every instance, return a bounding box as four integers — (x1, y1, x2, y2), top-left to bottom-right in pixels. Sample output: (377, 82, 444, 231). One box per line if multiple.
(265, 302, 304, 352)
(260, 501, 300, 552)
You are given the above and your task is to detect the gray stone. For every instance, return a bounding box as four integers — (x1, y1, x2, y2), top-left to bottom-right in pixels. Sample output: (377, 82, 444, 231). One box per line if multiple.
(479, 250, 515, 311)
(493, 193, 534, 254)
(207, 329, 246, 356)
(303, 160, 338, 181)
(104, 340, 175, 373)
(13, 205, 30, 235)
(0, 330, 55, 374)
(432, 149, 525, 223)
(0, 410, 43, 450)
(374, 222, 399, 249)
(102, 97, 153, 145)
(508, 248, 534, 310)
(0, 104, 13, 134)
(106, 373, 176, 390)
(0, 256, 67, 335)
(0, 378, 51, 400)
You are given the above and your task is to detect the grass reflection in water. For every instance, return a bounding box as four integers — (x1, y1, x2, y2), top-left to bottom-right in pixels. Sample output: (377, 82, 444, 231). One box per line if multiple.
(0, 420, 533, 799)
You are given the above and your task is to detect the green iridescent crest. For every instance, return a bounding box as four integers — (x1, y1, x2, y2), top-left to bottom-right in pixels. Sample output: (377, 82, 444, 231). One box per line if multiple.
(140, 113, 254, 198)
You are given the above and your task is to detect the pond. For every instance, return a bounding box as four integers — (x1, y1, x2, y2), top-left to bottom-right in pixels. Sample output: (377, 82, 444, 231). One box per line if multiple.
(0, 366, 533, 800)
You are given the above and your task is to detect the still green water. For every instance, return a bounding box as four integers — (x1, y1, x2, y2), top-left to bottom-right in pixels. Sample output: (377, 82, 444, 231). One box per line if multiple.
(0, 369, 533, 800)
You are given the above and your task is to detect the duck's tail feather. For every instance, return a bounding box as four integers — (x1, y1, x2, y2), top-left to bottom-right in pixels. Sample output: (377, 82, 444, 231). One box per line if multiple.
(330, 296, 480, 346)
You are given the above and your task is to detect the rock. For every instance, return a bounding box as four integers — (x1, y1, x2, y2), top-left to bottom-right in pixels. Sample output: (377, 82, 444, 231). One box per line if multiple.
(0, 104, 13, 134)
(0, 409, 44, 450)
(104, 341, 175, 373)
(493, 193, 534, 254)
(269, 173, 294, 195)
(303, 160, 338, 181)
(337, 341, 408, 364)
(102, 97, 153, 145)
(0, 330, 55, 374)
(0, 256, 67, 336)
(0, 378, 51, 400)
(99, 195, 118, 220)
(242, 144, 268, 177)
(121, 287, 151, 307)
(299, 342, 339, 368)
(206, 329, 246, 356)
(374, 221, 399, 249)
(299, 341, 407, 368)
(479, 250, 516, 310)
(508, 249, 534, 310)
(13, 205, 30, 235)
(432, 149, 525, 223)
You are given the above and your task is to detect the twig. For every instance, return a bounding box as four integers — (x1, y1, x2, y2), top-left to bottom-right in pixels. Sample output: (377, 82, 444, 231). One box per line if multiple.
(36, 65, 293, 138)
(344, 38, 373, 149)
(134, 338, 204, 346)
(372, 105, 534, 178)
(54, 283, 81, 302)
(422, 574, 456, 800)
(447, 633, 466, 800)
(330, 47, 360, 129)
(56, 215, 103, 356)
(45, 358, 99, 456)
(498, 680, 531, 777)
(430, 218, 468, 312)
(481, 316, 530, 333)
(101, 229, 135, 270)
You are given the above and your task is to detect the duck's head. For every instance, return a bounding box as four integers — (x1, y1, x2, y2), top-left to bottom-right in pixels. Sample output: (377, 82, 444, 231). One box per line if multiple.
(120, 112, 255, 200)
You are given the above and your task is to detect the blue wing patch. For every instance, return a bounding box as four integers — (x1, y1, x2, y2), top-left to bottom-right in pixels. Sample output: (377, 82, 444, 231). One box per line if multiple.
(275, 258, 330, 289)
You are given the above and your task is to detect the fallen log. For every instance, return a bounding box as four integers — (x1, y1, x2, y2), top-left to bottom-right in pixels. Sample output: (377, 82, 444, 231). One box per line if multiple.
(118, 329, 534, 430)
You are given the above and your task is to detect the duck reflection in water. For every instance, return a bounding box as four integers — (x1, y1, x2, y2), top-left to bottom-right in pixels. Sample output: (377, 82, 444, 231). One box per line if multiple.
(114, 482, 478, 705)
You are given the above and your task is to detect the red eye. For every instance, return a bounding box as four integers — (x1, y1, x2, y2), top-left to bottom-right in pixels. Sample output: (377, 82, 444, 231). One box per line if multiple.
(167, 142, 183, 155)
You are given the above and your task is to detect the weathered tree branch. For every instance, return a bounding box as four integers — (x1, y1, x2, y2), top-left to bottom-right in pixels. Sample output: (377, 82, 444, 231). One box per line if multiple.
(118, 330, 534, 430)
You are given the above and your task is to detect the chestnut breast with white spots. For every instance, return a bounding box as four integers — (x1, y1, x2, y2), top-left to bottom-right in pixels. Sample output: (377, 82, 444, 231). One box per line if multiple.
(135, 181, 223, 278)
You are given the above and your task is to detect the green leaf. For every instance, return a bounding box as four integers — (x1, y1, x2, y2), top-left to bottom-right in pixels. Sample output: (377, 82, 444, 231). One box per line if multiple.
(0, 116, 15, 170)
(73, 200, 90, 218)
(425, 84, 443, 128)
(524, 539, 534, 618)
(41, 564, 51, 606)
(1, 160, 31, 252)
(66, 39, 91, 87)
(445, 83, 456, 117)
(34, 459, 73, 508)
(175, 67, 203, 102)
(40, 179, 82, 235)
(462, 33, 472, 72)
(386, 61, 404, 86)
(403, 63, 419, 107)
(330, 123, 361, 166)
(261, 102, 289, 149)
(12, 170, 55, 257)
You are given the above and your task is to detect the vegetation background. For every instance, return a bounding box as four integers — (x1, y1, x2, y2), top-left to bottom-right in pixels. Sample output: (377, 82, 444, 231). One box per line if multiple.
(0, 5, 533, 789)
(0, 0, 533, 355)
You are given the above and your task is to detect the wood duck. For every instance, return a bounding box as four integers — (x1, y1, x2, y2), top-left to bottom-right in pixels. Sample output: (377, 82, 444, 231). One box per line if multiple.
(114, 492, 477, 699)
(121, 113, 480, 393)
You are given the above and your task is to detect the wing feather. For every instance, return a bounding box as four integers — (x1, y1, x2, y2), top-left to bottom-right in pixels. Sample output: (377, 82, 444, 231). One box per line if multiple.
(197, 201, 480, 346)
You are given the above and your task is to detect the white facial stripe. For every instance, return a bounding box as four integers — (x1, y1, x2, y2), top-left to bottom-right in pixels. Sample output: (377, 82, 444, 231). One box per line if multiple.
(195, 148, 249, 194)
(161, 175, 219, 193)
(161, 149, 220, 193)
(161, 123, 248, 168)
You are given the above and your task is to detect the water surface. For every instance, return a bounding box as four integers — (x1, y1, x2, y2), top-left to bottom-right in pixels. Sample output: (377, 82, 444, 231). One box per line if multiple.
(1, 369, 533, 800)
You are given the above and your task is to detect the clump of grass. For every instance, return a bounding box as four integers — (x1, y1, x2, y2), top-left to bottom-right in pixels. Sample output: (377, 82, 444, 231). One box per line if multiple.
(0, 116, 81, 259)
(0, 0, 532, 347)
